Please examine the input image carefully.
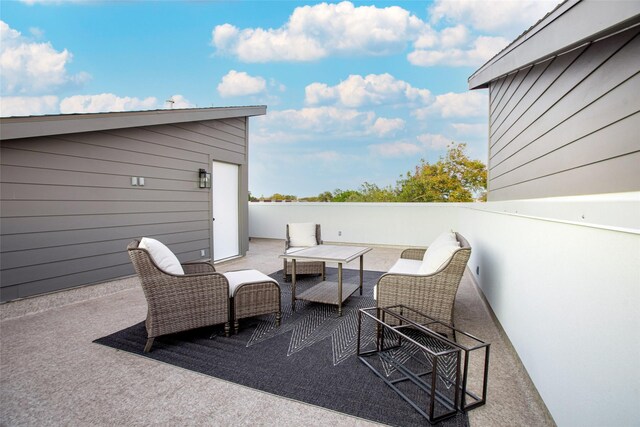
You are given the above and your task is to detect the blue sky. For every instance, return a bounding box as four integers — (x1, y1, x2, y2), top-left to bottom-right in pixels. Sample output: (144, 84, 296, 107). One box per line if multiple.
(0, 0, 558, 197)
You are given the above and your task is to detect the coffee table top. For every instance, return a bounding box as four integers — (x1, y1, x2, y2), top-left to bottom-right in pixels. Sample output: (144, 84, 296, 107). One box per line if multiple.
(280, 244, 371, 263)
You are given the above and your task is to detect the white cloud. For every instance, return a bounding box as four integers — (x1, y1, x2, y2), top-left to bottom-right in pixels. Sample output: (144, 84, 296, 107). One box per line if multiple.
(0, 21, 89, 95)
(413, 91, 487, 119)
(417, 133, 452, 150)
(0, 95, 58, 117)
(369, 141, 423, 157)
(217, 70, 266, 97)
(372, 117, 405, 137)
(59, 93, 158, 114)
(262, 106, 374, 134)
(430, 0, 558, 35)
(305, 73, 431, 107)
(439, 24, 469, 48)
(408, 35, 510, 67)
(212, 1, 426, 62)
(451, 122, 487, 136)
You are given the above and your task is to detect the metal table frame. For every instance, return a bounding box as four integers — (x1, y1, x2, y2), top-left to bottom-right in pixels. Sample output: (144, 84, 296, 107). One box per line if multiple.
(280, 245, 371, 316)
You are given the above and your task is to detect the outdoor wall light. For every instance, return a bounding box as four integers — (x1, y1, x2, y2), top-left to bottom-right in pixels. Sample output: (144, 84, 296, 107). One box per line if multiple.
(199, 168, 211, 189)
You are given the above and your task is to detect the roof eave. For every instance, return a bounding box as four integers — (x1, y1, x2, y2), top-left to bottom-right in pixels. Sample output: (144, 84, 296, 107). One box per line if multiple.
(0, 106, 267, 140)
(468, 0, 640, 90)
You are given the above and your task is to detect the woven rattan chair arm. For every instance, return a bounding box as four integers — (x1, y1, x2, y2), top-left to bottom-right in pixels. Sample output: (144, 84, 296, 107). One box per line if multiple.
(182, 261, 216, 274)
(400, 248, 427, 260)
(166, 271, 228, 290)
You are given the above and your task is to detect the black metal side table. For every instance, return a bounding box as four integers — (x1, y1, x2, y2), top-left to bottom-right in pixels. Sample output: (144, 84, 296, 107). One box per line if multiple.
(357, 305, 490, 424)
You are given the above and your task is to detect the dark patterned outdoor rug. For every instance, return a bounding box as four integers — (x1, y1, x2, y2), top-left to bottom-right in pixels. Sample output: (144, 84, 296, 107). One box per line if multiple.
(94, 268, 469, 427)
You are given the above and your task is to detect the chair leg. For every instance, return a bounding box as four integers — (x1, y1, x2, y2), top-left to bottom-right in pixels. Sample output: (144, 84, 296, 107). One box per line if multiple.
(143, 337, 154, 353)
(276, 311, 281, 327)
(234, 320, 240, 335)
(224, 322, 230, 337)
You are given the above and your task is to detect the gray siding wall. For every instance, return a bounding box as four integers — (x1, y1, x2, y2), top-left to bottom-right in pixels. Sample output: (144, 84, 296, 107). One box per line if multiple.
(486, 26, 640, 201)
(0, 117, 249, 302)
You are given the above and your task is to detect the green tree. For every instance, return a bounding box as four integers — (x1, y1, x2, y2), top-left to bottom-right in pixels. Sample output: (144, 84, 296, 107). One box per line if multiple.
(357, 182, 397, 202)
(397, 143, 486, 202)
(331, 189, 363, 202)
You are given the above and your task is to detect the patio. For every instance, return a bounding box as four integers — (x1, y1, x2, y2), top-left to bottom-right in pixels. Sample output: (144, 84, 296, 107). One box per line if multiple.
(0, 237, 553, 426)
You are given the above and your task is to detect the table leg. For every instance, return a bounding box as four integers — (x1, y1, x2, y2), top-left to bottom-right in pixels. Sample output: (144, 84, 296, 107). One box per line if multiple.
(359, 254, 364, 295)
(291, 259, 297, 312)
(338, 262, 343, 317)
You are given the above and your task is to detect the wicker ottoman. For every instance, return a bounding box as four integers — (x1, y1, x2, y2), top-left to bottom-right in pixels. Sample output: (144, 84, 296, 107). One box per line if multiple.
(224, 270, 282, 334)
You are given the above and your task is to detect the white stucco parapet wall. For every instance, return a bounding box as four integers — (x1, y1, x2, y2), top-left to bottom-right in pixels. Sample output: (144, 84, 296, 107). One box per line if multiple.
(248, 193, 640, 427)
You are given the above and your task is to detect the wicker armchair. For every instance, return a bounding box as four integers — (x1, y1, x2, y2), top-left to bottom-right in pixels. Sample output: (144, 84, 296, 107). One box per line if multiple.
(127, 240, 230, 352)
(283, 223, 325, 281)
(376, 233, 471, 334)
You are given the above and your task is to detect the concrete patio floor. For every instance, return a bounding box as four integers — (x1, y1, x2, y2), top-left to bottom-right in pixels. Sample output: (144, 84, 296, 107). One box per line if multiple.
(0, 238, 554, 426)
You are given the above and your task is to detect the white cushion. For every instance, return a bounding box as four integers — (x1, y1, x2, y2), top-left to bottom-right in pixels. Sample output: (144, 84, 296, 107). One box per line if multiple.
(223, 270, 278, 297)
(288, 223, 318, 247)
(387, 259, 422, 275)
(418, 242, 460, 275)
(139, 237, 184, 275)
(423, 232, 458, 262)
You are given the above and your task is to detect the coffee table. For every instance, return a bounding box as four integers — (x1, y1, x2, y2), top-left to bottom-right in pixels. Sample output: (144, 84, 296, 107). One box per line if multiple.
(280, 245, 371, 316)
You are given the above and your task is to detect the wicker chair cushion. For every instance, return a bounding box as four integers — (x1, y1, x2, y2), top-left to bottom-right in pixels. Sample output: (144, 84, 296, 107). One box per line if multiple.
(418, 242, 460, 275)
(139, 237, 184, 275)
(388, 259, 422, 275)
(288, 223, 318, 247)
(224, 270, 278, 297)
(422, 232, 457, 261)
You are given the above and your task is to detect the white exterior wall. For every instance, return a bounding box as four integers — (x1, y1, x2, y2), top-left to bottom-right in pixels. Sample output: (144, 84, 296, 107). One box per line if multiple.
(249, 196, 640, 427)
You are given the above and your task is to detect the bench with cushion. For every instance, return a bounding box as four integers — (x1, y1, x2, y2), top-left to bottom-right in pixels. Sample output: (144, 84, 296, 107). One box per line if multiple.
(375, 232, 471, 334)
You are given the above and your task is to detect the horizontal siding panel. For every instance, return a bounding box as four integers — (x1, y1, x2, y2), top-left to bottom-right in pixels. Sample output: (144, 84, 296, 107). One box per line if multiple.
(1, 220, 209, 252)
(1, 231, 207, 269)
(220, 117, 246, 129)
(2, 137, 202, 172)
(1, 200, 208, 217)
(491, 66, 533, 130)
(0, 148, 197, 181)
(1, 183, 207, 202)
(491, 74, 640, 177)
(1, 211, 205, 234)
(490, 71, 517, 117)
(148, 123, 246, 151)
(10, 246, 206, 299)
(105, 126, 242, 157)
(0, 111, 255, 301)
(190, 119, 246, 139)
(0, 165, 202, 191)
(60, 131, 207, 163)
(8, 264, 135, 300)
(488, 152, 640, 201)
(490, 60, 551, 139)
(491, 28, 638, 156)
(1, 238, 210, 286)
(489, 45, 587, 153)
(489, 75, 507, 110)
(490, 113, 640, 189)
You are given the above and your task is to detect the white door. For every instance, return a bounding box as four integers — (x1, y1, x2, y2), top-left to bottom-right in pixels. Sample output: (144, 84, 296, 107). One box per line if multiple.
(212, 161, 239, 261)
